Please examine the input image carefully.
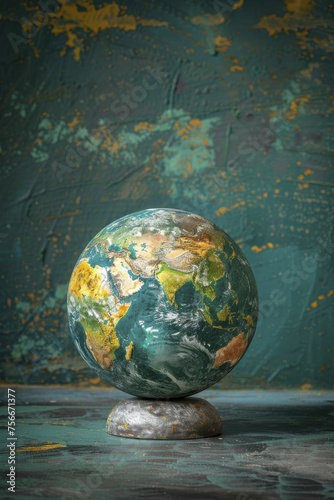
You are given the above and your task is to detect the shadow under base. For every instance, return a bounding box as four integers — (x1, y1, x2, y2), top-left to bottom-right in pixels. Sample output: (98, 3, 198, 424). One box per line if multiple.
(106, 397, 222, 440)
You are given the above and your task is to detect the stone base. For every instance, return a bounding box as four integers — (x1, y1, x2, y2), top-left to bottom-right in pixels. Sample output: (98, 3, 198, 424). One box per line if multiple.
(106, 397, 222, 440)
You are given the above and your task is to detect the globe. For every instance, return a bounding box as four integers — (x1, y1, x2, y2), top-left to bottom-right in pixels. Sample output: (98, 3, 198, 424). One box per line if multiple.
(67, 208, 258, 399)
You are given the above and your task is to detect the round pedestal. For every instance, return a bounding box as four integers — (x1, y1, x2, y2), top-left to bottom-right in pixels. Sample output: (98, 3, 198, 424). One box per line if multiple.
(106, 397, 222, 440)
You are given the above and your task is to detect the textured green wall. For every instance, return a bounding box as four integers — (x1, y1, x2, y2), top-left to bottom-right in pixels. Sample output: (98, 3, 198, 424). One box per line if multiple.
(1, 0, 333, 389)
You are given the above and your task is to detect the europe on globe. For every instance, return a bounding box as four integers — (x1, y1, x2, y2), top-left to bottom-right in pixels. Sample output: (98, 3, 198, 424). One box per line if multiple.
(67, 208, 258, 398)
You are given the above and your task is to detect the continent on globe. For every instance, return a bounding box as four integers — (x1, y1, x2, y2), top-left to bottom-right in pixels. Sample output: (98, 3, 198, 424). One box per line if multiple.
(68, 208, 258, 398)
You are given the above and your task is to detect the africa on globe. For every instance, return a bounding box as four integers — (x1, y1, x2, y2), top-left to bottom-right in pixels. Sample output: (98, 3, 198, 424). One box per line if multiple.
(67, 208, 258, 398)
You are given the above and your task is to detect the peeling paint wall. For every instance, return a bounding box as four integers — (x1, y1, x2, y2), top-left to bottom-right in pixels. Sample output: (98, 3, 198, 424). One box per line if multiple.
(1, 0, 333, 389)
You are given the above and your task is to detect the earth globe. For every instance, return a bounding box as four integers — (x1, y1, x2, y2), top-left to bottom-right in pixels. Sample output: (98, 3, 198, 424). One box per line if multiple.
(67, 208, 258, 439)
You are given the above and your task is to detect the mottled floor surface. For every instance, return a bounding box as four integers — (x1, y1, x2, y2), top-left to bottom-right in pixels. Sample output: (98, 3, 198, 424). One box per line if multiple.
(1, 388, 333, 499)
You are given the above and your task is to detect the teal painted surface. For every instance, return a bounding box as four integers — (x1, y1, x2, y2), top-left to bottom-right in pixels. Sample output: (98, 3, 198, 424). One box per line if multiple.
(67, 209, 258, 397)
(0, 0, 333, 389)
(0, 387, 333, 498)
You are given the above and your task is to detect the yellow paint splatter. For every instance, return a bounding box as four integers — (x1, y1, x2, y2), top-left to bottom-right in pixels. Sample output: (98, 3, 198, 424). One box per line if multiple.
(251, 242, 276, 253)
(192, 13, 225, 26)
(251, 245, 264, 254)
(176, 118, 203, 139)
(300, 383, 313, 390)
(232, 0, 244, 10)
(256, 0, 317, 38)
(43, 210, 82, 222)
(216, 207, 229, 216)
(215, 36, 232, 53)
(89, 377, 102, 385)
(215, 201, 245, 216)
(285, 0, 315, 14)
(21, 37, 41, 58)
(285, 96, 310, 121)
(67, 31, 83, 62)
(304, 168, 313, 175)
(181, 164, 192, 179)
(297, 182, 310, 190)
(231, 65, 244, 72)
(48, 1, 168, 60)
(68, 116, 80, 129)
(299, 62, 319, 80)
(93, 126, 120, 154)
(18, 443, 66, 453)
(139, 19, 168, 28)
(306, 290, 334, 311)
(134, 122, 155, 132)
(189, 118, 202, 127)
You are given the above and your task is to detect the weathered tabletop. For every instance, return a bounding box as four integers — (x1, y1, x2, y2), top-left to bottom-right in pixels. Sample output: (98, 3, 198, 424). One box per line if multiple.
(1, 388, 333, 499)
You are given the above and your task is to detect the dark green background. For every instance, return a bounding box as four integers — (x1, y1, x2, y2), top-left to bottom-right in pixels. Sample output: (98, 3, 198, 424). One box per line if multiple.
(1, 0, 333, 389)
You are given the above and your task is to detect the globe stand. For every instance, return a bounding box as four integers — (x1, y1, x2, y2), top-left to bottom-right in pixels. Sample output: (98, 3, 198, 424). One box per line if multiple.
(106, 397, 222, 440)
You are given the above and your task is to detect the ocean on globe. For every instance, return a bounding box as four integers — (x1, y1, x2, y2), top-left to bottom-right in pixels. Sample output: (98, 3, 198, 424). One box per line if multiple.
(67, 208, 258, 398)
